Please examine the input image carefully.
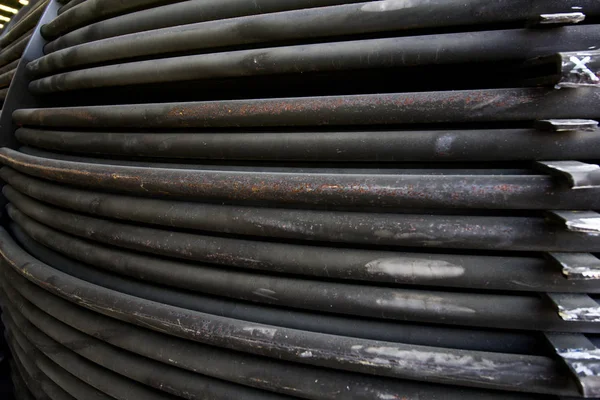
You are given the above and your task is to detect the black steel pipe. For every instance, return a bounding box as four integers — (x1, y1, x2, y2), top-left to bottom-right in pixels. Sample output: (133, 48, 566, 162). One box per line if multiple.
(13, 88, 600, 128)
(4, 200, 599, 334)
(4, 167, 600, 254)
(0, 227, 582, 394)
(40, 0, 370, 40)
(41, 0, 600, 55)
(29, 13, 600, 78)
(0, 31, 32, 69)
(3, 148, 600, 209)
(0, 69, 15, 88)
(2, 260, 552, 400)
(0, 0, 47, 50)
(28, 26, 600, 93)
(7, 334, 76, 400)
(8, 202, 600, 299)
(14, 126, 600, 162)
(11, 336, 111, 400)
(10, 361, 36, 400)
(40, 0, 188, 39)
(17, 145, 536, 173)
(3, 311, 175, 400)
(56, 0, 85, 15)
(0, 275, 551, 400)
(5, 220, 552, 354)
(7, 185, 600, 296)
(2, 288, 296, 400)
(0, 59, 19, 76)
(6, 337, 51, 400)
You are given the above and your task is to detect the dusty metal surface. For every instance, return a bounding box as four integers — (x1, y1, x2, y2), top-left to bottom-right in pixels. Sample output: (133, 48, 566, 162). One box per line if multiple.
(1, 0, 600, 399)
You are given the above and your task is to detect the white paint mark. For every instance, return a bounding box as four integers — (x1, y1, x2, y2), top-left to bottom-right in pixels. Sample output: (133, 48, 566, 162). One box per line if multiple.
(242, 326, 277, 339)
(361, 0, 425, 12)
(558, 306, 600, 322)
(366, 257, 465, 279)
(299, 351, 313, 358)
(570, 56, 599, 81)
(572, 6, 583, 9)
(573, 362, 596, 376)
(559, 349, 600, 360)
(435, 134, 453, 155)
(376, 293, 476, 314)
(253, 288, 279, 301)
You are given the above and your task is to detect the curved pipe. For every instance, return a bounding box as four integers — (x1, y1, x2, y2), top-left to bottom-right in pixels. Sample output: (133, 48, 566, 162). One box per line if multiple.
(40, 0, 368, 39)
(3, 167, 600, 255)
(3, 312, 175, 400)
(42, 0, 600, 54)
(8, 209, 581, 337)
(14, 127, 600, 162)
(2, 148, 600, 209)
(2, 290, 295, 400)
(2, 265, 542, 400)
(29, 26, 600, 94)
(13, 88, 600, 128)
(0, 227, 579, 394)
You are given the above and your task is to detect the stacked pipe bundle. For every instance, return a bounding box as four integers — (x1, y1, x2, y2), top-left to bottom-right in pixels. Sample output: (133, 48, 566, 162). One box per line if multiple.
(0, 0, 47, 105)
(1, 0, 600, 399)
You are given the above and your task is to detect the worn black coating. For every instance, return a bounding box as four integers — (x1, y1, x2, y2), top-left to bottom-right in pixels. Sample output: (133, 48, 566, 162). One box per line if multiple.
(3, 312, 177, 400)
(13, 126, 600, 162)
(4, 185, 598, 292)
(10, 331, 111, 400)
(40, 0, 370, 40)
(2, 288, 296, 400)
(2, 219, 556, 354)
(7, 194, 600, 298)
(0, 270, 551, 400)
(4, 196, 599, 334)
(7, 341, 53, 400)
(2, 147, 599, 209)
(13, 88, 600, 128)
(40, 0, 188, 39)
(18, 145, 537, 173)
(3, 167, 600, 255)
(41, 0, 600, 55)
(0, 0, 47, 51)
(0, 32, 32, 69)
(56, 0, 85, 15)
(0, 227, 585, 395)
(29, 14, 600, 78)
(0, 59, 19, 76)
(10, 361, 37, 400)
(0, 69, 16, 88)
(6, 333, 77, 400)
(28, 25, 600, 93)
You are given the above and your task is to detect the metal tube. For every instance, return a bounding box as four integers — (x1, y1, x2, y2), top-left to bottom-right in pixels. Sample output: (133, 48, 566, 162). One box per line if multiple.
(28, 26, 600, 93)
(5, 198, 600, 333)
(3, 168, 600, 254)
(0, 0, 47, 50)
(2, 148, 600, 210)
(14, 126, 600, 162)
(7, 335, 77, 400)
(40, 0, 371, 40)
(3, 312, 174, 400)
(2, 290, 295, 400)
(13, 88, 600, 128)
(41, 0, 600, 54)
(7, 200, 599, 297)
(29, 14, 600, 77)
(0, 228, 581, 394)
(0, 260, 550, 400)
(0, 31, 32, 69)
